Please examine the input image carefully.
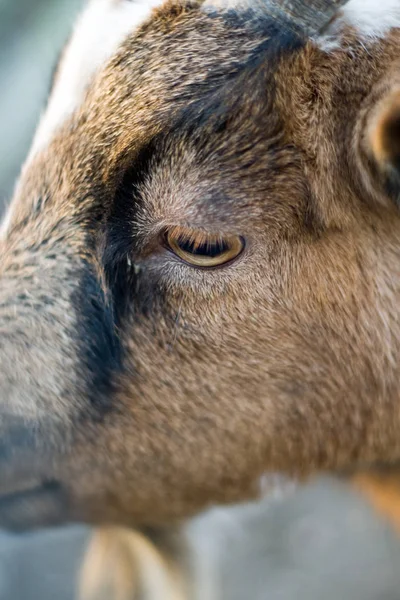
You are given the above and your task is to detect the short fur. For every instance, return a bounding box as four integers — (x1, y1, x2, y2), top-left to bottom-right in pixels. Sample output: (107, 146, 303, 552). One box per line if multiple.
(2, 0, 400, 597)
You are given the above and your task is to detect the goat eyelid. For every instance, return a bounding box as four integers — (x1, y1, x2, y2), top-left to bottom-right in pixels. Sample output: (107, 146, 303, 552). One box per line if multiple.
(164, 226, 245, 269)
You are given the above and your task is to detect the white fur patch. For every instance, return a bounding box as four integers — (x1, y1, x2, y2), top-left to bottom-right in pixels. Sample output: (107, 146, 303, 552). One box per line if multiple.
(28, 0, 400, 159)
(30, 0, 164, 158)
(340, 0, 400, 39)
(317, 0, 400, 51)
(0, 205, 13, 241)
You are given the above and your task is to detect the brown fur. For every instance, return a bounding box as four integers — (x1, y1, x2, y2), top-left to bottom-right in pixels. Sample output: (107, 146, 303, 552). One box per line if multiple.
(2, 0, 400, 568)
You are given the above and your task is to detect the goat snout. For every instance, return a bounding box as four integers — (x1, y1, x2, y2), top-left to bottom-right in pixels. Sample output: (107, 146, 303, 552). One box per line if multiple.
(0, 416, 67, 530)
(0, 482, 67, 531)
(0, 237, 120, 529)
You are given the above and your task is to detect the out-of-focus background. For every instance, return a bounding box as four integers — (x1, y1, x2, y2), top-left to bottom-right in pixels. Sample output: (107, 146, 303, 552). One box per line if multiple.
(1, 1, 400, 599)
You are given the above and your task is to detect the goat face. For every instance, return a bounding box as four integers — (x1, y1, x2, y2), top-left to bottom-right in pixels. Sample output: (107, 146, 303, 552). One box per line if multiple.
(1, 0, 400, 530)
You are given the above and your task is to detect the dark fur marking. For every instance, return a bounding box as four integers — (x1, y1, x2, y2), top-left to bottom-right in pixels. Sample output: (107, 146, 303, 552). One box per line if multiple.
(103, 141, 161, 323)
(71, 264, 123, 419)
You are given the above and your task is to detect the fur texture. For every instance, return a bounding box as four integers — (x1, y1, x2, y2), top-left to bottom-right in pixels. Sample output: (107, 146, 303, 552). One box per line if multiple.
(30, 0, 165, 157)
(1, 0, 400, 541)
(3, 1, 400, 598)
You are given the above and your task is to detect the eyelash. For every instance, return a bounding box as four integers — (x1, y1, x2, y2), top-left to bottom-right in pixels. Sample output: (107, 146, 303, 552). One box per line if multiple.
(163, 226, 245, 269)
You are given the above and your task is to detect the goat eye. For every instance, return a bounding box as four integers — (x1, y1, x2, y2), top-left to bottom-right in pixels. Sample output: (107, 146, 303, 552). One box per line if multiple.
(165, 227, 244, 268)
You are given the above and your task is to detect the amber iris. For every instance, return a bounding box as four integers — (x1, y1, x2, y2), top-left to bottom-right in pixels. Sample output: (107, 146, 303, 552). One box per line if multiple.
(166, 227, 244, 268)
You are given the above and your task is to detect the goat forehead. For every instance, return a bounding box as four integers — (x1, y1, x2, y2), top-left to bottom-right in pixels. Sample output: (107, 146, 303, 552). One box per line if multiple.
(32, 11, 300, 176)
(27, 2, 277, 168)
(27, 0, 400, 162)
(6, 1, 400, 241)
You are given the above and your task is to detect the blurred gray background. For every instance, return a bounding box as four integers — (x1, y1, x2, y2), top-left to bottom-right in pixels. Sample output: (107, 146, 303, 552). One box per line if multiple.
(1, 1, 400, 599)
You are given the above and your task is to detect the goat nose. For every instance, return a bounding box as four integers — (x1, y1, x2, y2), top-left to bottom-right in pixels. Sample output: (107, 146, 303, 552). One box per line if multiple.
(0, 481, 67, 531)
(0, 399, 79, 530)
(0, 334, 75, 529)
(0, 235, 117, 529)
(0, 280, 75, 529)
(0, 411, 71, 531)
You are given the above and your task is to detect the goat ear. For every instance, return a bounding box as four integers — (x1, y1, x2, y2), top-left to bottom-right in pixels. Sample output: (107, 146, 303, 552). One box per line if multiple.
(364, 88, 400, 206)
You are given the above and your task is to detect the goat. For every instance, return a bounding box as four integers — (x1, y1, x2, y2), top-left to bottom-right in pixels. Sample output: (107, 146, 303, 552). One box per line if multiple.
(2, 0, 400, 597)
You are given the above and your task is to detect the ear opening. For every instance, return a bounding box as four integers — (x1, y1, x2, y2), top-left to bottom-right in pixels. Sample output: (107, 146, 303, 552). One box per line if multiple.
(364, 88, 400, 206)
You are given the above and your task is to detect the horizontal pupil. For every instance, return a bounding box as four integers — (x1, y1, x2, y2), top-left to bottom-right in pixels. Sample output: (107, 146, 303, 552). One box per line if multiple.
(177, 237, 229, 258)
